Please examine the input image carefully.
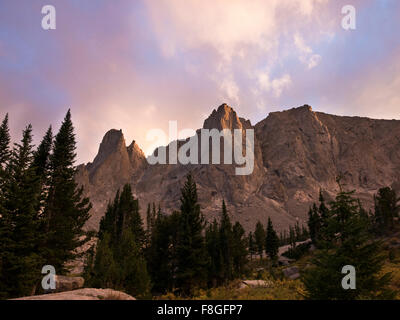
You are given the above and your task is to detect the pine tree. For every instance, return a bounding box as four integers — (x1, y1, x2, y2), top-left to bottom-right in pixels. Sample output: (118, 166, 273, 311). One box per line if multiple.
(145, 202, 158, 248)
(302, 186, 395, 300)
(373, 187, 400, 233)
(90, 233, 118, 289)
(0, 113, 10, 169)
(31, 126, 53, 214)
(318, 190, 329, 227)
(43, 110, 91, 273)
(0, 113, 11, 297)
(0, 113, 10, 217)
(146, 204, 151, 232)
(279, 230, 289, 246)
(294, 220, 301, 240)
(219, 200, 233, 281)
(32, 126, 53, 180)
(205, 219, 221, 287)
(254, 221, 265, 259)
(98, 190, 120, 241)
(82, 243, 96, 285)
(265, 217, 279, 261)
(175, 174, 208, 295)
(147, 210, 180, 293)
(98, 184, 145, 249)
(114, 184, 145, 248)
(248, 232, 255, 260)
(119, 229, 151, 298)
(90, 184, 151, 297)
(301, 224, 309, 240)
(307, 204, 320, 245)
(0, 125, 43, 298)
(232, 221, 248, 277)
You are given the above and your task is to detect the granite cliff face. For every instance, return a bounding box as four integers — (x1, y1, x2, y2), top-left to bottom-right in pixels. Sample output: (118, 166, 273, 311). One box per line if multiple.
(76, 104, 400, 231)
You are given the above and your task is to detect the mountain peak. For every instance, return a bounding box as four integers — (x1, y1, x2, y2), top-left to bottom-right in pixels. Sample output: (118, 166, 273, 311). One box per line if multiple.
(203, 103, 244, 130)
(103, 128, 124, 139)
(217, 103, 233, 113)
(295, 104, 313, 112)
(99, 129, 125, 150)
(90, 129, 126, 170)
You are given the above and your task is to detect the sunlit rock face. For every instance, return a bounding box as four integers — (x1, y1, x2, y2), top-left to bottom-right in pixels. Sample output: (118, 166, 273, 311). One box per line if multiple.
(76, 104, 400, 232)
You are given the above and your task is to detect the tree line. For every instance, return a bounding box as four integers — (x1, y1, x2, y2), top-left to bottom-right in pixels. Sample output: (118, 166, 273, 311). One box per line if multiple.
(0, 112, 91, 299)
(84, 174, 283, 297)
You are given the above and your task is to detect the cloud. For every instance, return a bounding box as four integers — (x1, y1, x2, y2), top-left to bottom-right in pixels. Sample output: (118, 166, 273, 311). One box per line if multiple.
(146, 0, 328, 59)
(257, 71, 292, 98)
(220, 77, 240, 105)
(146, 0, 277, 61)
(294, 33, 322, 69)
(145, 0, 330, 105)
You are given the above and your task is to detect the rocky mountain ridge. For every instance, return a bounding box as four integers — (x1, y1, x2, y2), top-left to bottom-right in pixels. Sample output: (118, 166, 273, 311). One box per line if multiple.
(76, 104, 400, 232)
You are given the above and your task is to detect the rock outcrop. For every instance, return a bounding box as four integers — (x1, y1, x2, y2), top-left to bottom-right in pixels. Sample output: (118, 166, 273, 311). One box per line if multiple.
(13, 288, 135, 300)
(282, 266, 300, 280)
(77, 130, 147, 229)
(239, 280, 273, 289)
(52, 276, 85, 293)
(76, 104, 400, 232)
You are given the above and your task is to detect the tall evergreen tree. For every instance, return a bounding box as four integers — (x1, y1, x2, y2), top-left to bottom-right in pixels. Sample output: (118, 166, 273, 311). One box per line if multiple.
(0, 113, 10, 216)
(302, 185, 395, 299)
(373, 187, 399, 233)
(31, 126, 53, 214)
(89, 184, 151, 298)
(0, 125, 43, 298)
(219, 200, 233, 281)
(175, 174, 208, 295)
(98, 184, 145, 248)
(248, 232, 256, 260)
(254, 221, 265, 259)
(32, 126, 53, 179)
(147, 210, 180, 293)
(0, 113, 11, 290)
(232, 221, 248, 277)
(118, 229, 151, 298)
(145, 202, 158, 248)
(302, 225, 309, 239)
(89, 233, 118, 289)
(115, 184, 145, 248)
(318, 190, 329, 227)
(43, 110, 91, 273)
(98, 190, 119, 241)
(289, 225, 296, 249)
(205, 219, 221, 287)
(265, 217, 279, 261)
(0, 113, 10, 169)
(307, 204, 320, 245)
(294, 221, 302, 240)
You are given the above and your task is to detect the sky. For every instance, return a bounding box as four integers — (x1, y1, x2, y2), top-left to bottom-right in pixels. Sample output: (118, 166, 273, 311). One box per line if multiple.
(0, 0, 399, 163)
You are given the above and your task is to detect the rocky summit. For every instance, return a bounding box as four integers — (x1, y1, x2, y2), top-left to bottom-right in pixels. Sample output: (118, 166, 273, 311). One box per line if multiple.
(76, 104, 400, 232)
